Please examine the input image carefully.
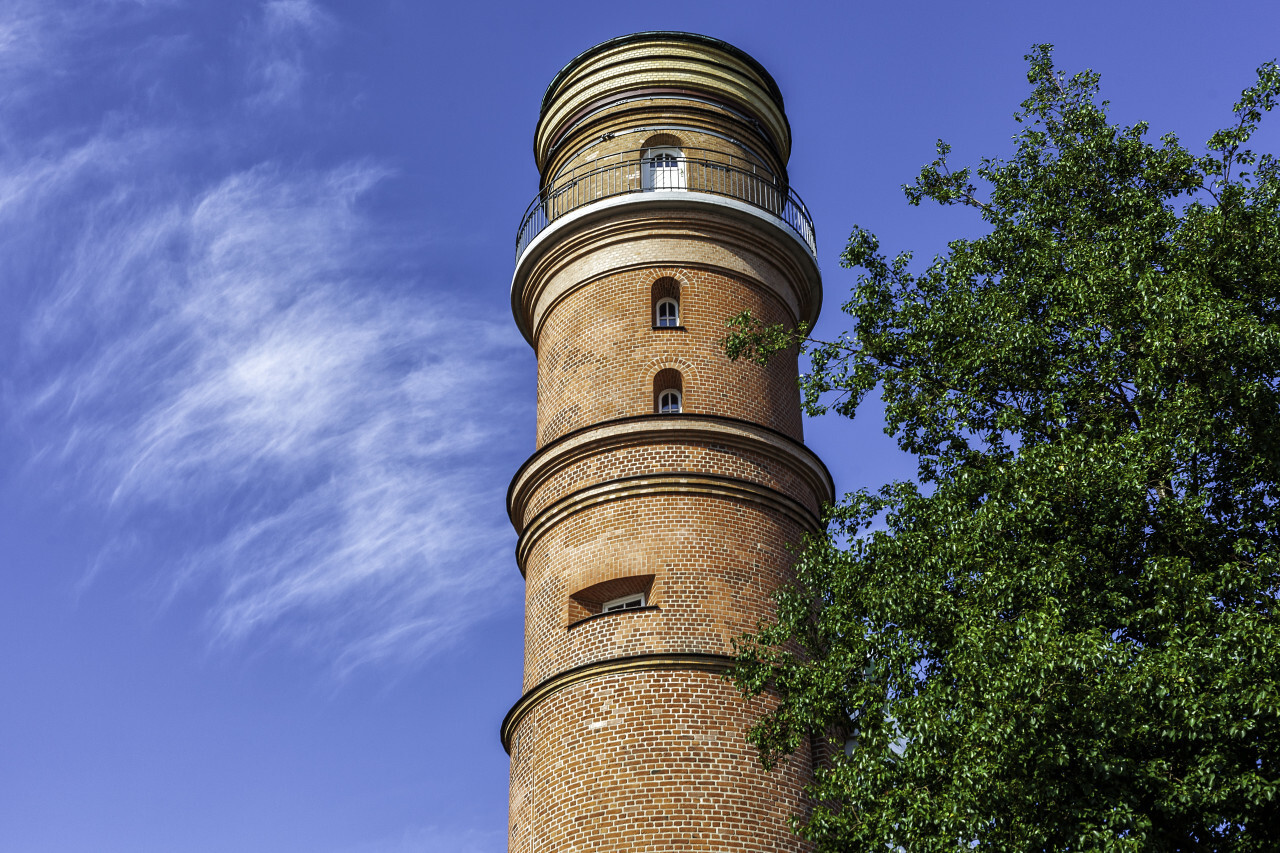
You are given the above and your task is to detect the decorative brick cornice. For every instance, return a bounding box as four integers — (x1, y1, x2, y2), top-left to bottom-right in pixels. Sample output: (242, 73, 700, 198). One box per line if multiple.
(515, 471, 822, 575)
(508, 413, 836, 529)
(501, 651, 734, 753)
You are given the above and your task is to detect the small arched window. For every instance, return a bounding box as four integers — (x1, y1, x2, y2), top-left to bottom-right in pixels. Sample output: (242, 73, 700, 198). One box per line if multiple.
(653, 368, 683, 414)
(651, 277, 681, 329)
(655, 297, 678, 327)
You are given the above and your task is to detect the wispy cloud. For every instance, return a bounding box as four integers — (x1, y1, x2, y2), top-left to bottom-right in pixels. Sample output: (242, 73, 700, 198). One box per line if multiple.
(242, 0, 336, 107)
(0, 0, 181, 112)
(0, 1, 46, 80)
(17, 154, 524, 674)
(4, 1, 527, 675)
(337, 824, 505, 853)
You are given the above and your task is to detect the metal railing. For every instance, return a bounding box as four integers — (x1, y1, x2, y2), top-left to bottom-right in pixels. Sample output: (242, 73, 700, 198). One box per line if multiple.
(515, 148, 816, 261)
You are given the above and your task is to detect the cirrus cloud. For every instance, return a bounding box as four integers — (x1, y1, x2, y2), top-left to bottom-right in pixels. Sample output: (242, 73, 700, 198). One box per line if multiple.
(4, 0, 528, 676)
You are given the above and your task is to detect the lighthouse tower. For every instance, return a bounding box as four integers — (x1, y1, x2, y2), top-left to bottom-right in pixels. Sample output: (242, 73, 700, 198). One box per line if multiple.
(503, 32, 831, 851)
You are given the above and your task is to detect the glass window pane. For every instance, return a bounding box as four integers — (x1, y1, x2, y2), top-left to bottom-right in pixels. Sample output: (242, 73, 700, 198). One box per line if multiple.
(657, 300, 677, 326)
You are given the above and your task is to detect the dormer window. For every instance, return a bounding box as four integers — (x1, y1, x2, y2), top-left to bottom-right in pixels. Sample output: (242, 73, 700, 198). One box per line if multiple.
(602, 592, 646, 612)
(656, 297, 679, 327)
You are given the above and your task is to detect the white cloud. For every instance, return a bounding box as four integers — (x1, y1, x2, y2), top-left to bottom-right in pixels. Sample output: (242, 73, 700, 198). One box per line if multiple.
(243, 0, 336, 107)
(0, 0, 528, 676)
(336, 824, 506, 853)
(15, 157, 525, 675)
(0, 3, 42, 70)
(262, 0, 332, 36)
(0, 0, 182, 112)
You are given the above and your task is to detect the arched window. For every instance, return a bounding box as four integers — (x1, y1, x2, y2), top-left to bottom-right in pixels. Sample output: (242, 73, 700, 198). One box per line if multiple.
(644, 147, 686, 190)
(655, 297, 678, 327)
(651, 277, 681, 328)
(654, 368, 683, 414)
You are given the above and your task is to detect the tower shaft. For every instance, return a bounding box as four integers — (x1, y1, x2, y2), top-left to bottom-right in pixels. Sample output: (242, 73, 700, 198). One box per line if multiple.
(505, 32, 829, 852)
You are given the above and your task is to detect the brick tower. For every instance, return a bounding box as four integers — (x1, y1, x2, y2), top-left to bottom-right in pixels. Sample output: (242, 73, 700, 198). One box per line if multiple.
(503, 32, 831, 851)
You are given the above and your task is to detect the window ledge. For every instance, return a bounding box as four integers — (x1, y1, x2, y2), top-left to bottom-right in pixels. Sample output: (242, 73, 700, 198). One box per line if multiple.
(651, 325, 687, 331)
(567, 604, 661, 630)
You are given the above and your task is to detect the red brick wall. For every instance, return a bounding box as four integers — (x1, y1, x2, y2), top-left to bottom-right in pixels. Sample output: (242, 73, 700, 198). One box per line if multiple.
(507, 669, 812, 853)
(520, 494, 809, 688)
(535, 267, 803, 445)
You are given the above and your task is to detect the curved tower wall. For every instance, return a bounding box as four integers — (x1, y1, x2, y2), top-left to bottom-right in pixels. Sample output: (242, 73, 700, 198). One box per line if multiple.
(505, 32, 830, 852)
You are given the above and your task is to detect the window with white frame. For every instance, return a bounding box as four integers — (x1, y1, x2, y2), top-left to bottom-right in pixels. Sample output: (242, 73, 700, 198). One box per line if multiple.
(602, 592, 646, 612)
(653, 367, 683, 415)
(655, 297, 679, 327)
(645, 147, 686, 190)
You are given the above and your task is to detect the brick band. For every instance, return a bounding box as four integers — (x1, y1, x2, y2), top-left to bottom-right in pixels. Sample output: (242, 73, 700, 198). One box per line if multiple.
(508, 413, 835, 528)
(500, 651, 734, 753)
(515, 470, 822, 574)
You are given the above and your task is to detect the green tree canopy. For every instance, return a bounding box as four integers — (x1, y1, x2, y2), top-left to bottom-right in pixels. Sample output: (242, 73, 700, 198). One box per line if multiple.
(727, 46, 1280, 851)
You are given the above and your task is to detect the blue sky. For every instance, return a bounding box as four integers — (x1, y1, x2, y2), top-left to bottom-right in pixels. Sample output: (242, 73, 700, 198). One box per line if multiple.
(1, 2, 1277, 851)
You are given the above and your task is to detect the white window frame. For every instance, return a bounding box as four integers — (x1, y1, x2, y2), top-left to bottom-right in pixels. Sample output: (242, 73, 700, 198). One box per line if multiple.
(644, 147, 686, 191)
(602, 592, 647, 613)
(657, 389, 681, 414)
(655, 297, 679, 327)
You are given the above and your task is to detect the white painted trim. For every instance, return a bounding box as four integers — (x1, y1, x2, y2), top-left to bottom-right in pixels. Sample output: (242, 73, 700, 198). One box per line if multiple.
(602, 592, 647, 612)
(655, 296, 679, 326)
(643, 147, 686, 191)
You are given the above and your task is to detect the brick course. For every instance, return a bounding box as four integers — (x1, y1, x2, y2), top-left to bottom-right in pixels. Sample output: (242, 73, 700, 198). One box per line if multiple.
(517, 436, 822, 523)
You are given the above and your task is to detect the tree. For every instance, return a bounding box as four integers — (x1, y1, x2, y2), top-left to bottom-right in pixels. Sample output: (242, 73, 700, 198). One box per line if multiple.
(726, 46, 1280, 852)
